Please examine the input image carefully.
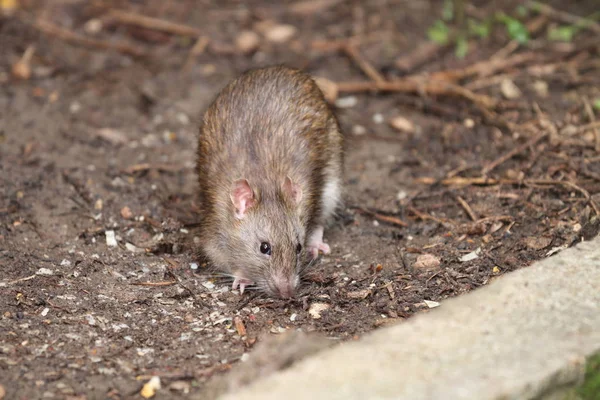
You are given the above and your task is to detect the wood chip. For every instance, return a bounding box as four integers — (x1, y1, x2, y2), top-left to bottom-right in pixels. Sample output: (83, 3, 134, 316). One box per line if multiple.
(234, 316, 247, 337)
(314, 77, 338, 103)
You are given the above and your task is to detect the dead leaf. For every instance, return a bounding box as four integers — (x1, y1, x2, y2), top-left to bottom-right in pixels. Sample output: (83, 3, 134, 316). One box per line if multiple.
(413, 254, 441, 271)
(234, 316, 247, 337)
(525, 236, 552, 250)
(120, 206, 133, 219)
(308, 303, 330, 319)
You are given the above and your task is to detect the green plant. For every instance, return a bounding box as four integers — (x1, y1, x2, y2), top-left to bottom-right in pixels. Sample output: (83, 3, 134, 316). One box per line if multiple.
(426, 1, 531, 59)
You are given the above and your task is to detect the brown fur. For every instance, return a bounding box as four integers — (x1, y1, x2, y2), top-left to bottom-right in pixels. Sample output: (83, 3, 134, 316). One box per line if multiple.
(196, 66, 343, 298)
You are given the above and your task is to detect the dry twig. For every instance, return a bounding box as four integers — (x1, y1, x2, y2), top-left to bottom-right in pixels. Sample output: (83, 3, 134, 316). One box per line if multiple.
(457, 196, 478, 221)
(336, 79, 496, 109)
(528, 1, 600, 34)
(353, 207, 408, 227)
(34, 19, 146, 57)
(343, 44, 385, 83)
(108, 9, 203, 37)
(482, 132, 548, 175)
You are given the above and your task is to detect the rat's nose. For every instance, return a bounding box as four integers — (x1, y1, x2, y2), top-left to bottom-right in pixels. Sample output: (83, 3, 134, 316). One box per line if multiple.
(272, 275, 297, 299)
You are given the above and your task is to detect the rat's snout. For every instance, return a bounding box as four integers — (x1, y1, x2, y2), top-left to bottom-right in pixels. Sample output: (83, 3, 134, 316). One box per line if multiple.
(270, 274, 298, 299)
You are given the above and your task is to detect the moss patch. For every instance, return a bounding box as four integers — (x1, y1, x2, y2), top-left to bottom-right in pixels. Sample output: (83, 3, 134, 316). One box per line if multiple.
(577, 352, 600, 400)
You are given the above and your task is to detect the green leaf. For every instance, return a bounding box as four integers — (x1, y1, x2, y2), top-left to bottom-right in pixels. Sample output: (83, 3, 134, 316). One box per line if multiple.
(468, 18, 490, 38)
(593, 98, 600, 111)
(503, 16, 529, 44)
(548, 25, 578, 41)
(455, 35, 468, 58)
(428, 20, 450, 45)
(442, 0, 454, 21)
(516, 5, 528, 18)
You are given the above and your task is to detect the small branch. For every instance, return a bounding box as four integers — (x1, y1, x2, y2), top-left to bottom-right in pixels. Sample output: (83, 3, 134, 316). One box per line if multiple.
(343, 44, 385, 83)
(336, 79, 496, 109)
(457, 196, 478, 221)
(108, 9, 203, 37)
(481, 132, 548, 175)
(34, 19, 146, 57)
(6, 274, 37, 285)
(131, 281, 177, 287)
(352, 207, 408, 227)
(581, 99, 600, 152)
(528, 2, 600, 34)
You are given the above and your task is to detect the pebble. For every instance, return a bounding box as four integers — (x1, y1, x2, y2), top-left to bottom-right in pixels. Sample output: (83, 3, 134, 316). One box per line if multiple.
(308, 302, 330, 319)
(235, 30, 261, 53)
(352, 125, 366, 135)
(389, 116, 415, 133)
(105, 230, 117, 247)
(190, 263, 199, 270)
(264, 24, 297, 43)
(372, 113, 384, 124)
(36, 268, 53, 276)
(335, 96, 358, 108)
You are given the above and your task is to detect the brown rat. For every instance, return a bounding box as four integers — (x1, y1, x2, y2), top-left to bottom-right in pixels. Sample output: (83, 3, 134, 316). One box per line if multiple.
(196, 66, 343, 299)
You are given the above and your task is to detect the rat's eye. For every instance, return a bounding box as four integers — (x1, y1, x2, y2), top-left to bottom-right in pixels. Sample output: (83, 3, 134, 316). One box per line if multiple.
(260, 242, 272, 255)
(296, 244, 302, 254)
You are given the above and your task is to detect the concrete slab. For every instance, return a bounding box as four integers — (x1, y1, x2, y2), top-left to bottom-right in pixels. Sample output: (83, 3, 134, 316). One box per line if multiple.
(220, 236, 600, 400)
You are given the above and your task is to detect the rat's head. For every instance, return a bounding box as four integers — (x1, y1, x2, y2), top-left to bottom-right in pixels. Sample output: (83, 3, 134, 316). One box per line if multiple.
(226, 177, 306, 298)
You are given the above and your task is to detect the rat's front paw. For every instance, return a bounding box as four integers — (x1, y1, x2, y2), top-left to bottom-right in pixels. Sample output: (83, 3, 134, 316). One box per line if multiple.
(307, 241, 330, 259)
(232, 276, 254, 294)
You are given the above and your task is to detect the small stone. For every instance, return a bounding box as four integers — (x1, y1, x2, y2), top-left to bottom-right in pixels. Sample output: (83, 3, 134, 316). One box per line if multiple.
(36, 268, 53, 276)
(352, 125, 366, 135)
(463, 118, 475, 128)
(40, 307, 49, 317)
(372, 113, 384, 124)
(120, 206, 133, 219)
(389, 116, 415, 133)
(335, 96, 358, 108)
(290, 313, 298, 321)
(105, 230, 117, 247)
(202, 281, 215, 290)
(84, 18, 103, 34)
(94, 198, 103, 210)
(500, 78, 522, 99)
(413, 254, 441, 271)
(190, 263, 199, 270)
(235, 30, 261, 53)
(264, 24, 297, 43)
(60, 259, 71, 267)
(308, 302, 330, 319)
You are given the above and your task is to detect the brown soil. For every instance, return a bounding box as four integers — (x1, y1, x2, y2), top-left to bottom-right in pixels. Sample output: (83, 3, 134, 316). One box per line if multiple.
(1, 1, 599, 399)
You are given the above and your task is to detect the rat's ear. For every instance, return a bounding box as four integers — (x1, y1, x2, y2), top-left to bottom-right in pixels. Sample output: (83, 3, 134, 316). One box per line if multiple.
(282, 176, 302, 205)
(230, 179, 255, 219)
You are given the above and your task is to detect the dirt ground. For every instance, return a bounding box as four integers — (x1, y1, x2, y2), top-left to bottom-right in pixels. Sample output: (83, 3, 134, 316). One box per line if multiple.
(1, 0, 599, 399)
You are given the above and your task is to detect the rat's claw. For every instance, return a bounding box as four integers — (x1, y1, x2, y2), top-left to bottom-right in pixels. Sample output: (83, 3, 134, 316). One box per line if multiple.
(232, 276, 253, 295)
